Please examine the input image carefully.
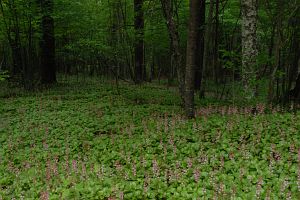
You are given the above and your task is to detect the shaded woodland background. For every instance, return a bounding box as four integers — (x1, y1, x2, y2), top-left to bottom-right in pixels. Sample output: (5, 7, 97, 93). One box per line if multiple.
(0, 0, 299, 117)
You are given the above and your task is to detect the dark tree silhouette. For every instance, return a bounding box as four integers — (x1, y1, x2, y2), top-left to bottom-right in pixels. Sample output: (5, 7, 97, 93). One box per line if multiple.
(185, 0, 204, 118)
(134, 0, 144, 84)
(40, 0, 56, 84)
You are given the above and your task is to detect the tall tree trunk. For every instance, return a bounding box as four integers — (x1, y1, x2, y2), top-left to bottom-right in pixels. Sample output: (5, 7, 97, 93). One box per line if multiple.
(185, 0, 203, 118)
(241, 0, 258, 99)
(40, 0, 56, 84)
(109, 0, 121, 83)
(288, 38, 299, 89)
(291, 73, 300, 100)
(201, 0, 215, 98)
(194, 0, 205, 91)
(267, 0, 283, 102)
(0, 0, 23, 77)
(160, 0, 185, 103)
(134, 0, 144, 84)
(287, 18, 300, 97)
(213, 0, 220, 84)
(289, 25, 300, 101)
(261, 23, 275, 78)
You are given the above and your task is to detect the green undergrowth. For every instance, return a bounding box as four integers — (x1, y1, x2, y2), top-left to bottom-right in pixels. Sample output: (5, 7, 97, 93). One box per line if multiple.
(0, 79, 299, 199)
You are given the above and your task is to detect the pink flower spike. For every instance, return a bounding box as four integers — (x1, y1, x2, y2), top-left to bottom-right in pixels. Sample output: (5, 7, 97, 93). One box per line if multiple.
(40, 190, 49, 200)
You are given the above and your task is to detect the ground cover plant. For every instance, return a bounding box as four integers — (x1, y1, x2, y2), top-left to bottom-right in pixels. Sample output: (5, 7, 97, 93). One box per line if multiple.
(0, 79, 299, 199)
(1, 0, 300, 199)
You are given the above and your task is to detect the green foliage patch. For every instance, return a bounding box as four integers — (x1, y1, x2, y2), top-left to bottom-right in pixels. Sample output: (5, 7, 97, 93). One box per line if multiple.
(0, 81, 299, 199)
(0, 71, 9, 82)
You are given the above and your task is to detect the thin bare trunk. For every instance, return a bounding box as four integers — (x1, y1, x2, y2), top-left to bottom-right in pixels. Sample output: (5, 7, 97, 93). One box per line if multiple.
(202, 0, 215, 97)
(268, 0, 283, 102)
(40, 0, 56, 84)
(194, 0, 205, 91)
(134, 0, 144, 84)
(185, 0, 203, 118)
(160, 0, 185, 102)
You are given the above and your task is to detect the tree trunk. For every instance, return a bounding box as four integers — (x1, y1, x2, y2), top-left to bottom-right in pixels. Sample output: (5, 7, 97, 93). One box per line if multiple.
(0, 0, 24, 78)
(194, 0, 205, 91)
(213, 0, 220, 84)
(160, 0, 185, 103)
(241, 0, 258, 99)
(287, 23, 300, 94)
(267, 0, 283, 102)
(289, 25, 300, 101)
(134, 0, 144, 84)
(201, 0, 215, 98)
(40, 0, 56, 84)
(291, 73, 300, 100)
(185, 0, 203, 118)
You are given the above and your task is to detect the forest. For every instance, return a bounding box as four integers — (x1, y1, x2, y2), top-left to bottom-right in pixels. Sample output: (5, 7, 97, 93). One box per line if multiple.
(0, 0, 300, 199)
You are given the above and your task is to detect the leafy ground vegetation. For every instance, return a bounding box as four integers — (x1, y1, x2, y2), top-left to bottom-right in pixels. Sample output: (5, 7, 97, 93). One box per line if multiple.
(0, 79, 300, 199)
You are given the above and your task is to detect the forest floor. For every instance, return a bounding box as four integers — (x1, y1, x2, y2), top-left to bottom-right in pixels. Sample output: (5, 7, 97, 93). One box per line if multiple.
(0, 78, 300, 199)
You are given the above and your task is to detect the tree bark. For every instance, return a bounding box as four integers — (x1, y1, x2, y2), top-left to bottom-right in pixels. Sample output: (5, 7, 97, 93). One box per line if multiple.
(134, 0, 144, 84)
(287, 18, 300, 97)
(194, 0, 206, 91)
(213, 0, 220, 84)
(291, 72, 300, 101)
(241, 0, 258, 99)
(40, 0, 56, 84)
(201, 0, 215, 98)
(267, 0, 283, 102)
(160, 0, 185, 103)
(0, 0, 23, 77)
(289, 26, 300, 101)
(185, 0, 203, 118)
